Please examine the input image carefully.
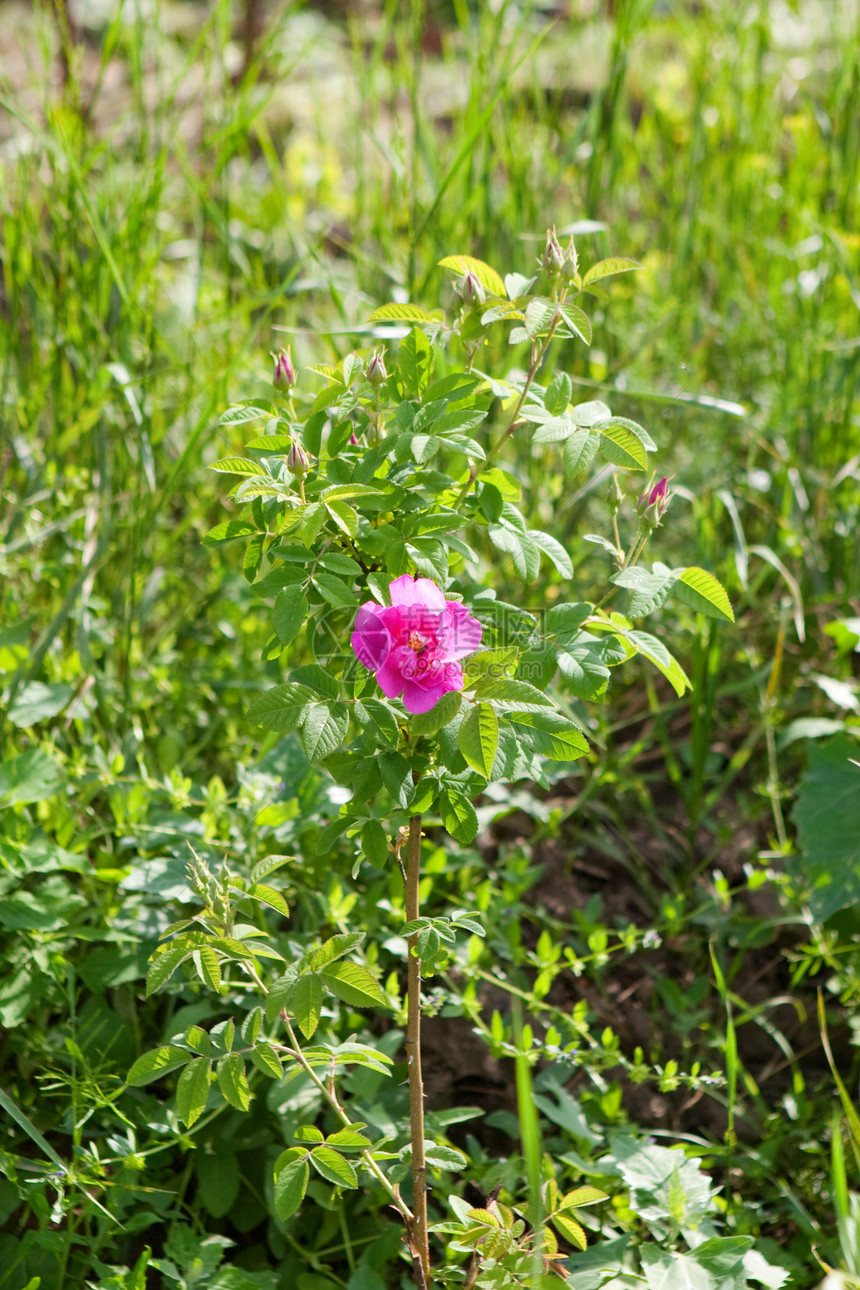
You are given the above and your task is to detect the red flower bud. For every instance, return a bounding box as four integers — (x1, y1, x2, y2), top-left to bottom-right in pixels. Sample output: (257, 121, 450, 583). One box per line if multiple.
(459, 272, 485, 306)
(366, 349, 388, 385)
(287, 440, 310, 476)
(272, 347, 296, 391)
(638, 476, 671, 526)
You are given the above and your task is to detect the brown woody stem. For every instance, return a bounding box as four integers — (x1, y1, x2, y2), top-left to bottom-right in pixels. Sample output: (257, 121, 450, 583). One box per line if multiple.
(405, 813, 430, 1285)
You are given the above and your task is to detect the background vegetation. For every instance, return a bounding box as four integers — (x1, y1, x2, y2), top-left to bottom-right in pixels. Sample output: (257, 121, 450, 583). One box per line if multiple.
(1, 0, 859, 1286)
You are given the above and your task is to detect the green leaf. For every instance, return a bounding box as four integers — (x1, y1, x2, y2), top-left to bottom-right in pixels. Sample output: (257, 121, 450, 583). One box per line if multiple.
(176, 1058, 211, 1127)
(793, 735, 860, 920)
(274, 586, 308, 646)
(551, 1211, 587, 1250)
(217, 1054, 251, 1111)
(0, 749, 65, 804)
(249, 1042, 284, 1079)
(563, 429, 599, 477)
(545, 603, 591, 639)
(325, 500, 358, 537)
(611, 565, 677, 617)
(220, 404, 269, 425)
(439, 791, 479, 844)
(146, 942, 193, 996)
(127, 1045, 189, 1086)
(570, 399, 612, 427)
(524, 297, 558, 338)
(316, 814, 358, 855)
(530, 530, 573, 578)
(203, 519, 259, 546)
(583, 257, 642, 286)
(512, 711, 590, 760)
(290, 663, 340, 699)
(274, 1154, 309, 1220)
(458, 703, 499, 779)
(243, 531, 265, 582)
(545, 372, 572, 415)
(559, 303, 592, 345)
(294, 1124, 325, 1143)
(356, 697, 401, 746)
(245, 883, 290, 918)
(327, 1126, 372, 1149)
(322, 482, 391, 504)
(674, 567, 735, 622)
(6, 682, 74, 728)
(245, 433, 294, 450)
(185, 1025, 211, 1055)
(247, 683, 318, 733)
(640, 1247, 710, 1290)
(410, 690, 461, 735)
(488, 524, 541, 581)
(293, 973, 324, 1040)
(560, 1186, 609, 1208)
(475, 677, 553, 710)
(532, 414, 576, 444)
(299, 503, 327, 548)
(398, 328, 434, 398)
(361, 819, 389, 867)
(310, 933, 365, 970)
(310, 1146, 359, 1188)
(194, 946, 222, 991)
(313, 573, 357, 609)
(196, 1146, 240, 1218)
(626, 629, 691, 696)
(210, 456, 266, 476)
(597, 422, 649, 470)
(368, 302, 441, 323)
(319, 961, 388, 1009)
(299, 703, 349, 761)
(424, 1142, 469, 1170)
(438, 254, 506, 298)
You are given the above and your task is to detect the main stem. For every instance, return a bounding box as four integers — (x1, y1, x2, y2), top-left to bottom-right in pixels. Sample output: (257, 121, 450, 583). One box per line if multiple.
(406, 813, 430, 1287)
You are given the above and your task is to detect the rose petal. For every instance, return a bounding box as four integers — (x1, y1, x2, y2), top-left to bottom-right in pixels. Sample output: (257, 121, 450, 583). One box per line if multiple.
(389, 574, 446, 611)
(376, 645, 419, 699)
(351, 603, 392, 671)
(439, 602, 483, 661)
(401, 679, 449, 713)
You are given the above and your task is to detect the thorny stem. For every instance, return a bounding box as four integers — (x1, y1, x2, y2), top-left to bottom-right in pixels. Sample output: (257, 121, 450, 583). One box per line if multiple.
(452, 302, 566, 508)
(405, 813, 430, 1286)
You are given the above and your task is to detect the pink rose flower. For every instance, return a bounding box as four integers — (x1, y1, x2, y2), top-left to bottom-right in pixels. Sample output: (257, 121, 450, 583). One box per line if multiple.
(351, 575, 483, 714)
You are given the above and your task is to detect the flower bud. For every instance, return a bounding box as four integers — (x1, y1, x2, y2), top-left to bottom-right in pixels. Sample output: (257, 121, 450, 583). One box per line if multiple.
(272, 347, 296, 391)
(542, 227, 564, 278)
(287, 440, 311, 476)
(459, 272, 485, 306)
(608, 473, 624, 515)
(637, 476, 671, 528)
(561, 237, 579, 282)
(366, 348, 388, 385)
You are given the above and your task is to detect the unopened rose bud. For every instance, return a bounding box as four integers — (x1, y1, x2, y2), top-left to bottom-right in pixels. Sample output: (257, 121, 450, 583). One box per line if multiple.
(272, 347, 296, 391)
(366, 349, 388, 385)
(287, 440, 311, 476)
(608, 473, 624, 515)
(638, 476, 671, 528)
(349, 431, 359, 446)
(542, 227, 564, 278)
(459, 272, 485, 306)
(561, 237, 579, 282)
